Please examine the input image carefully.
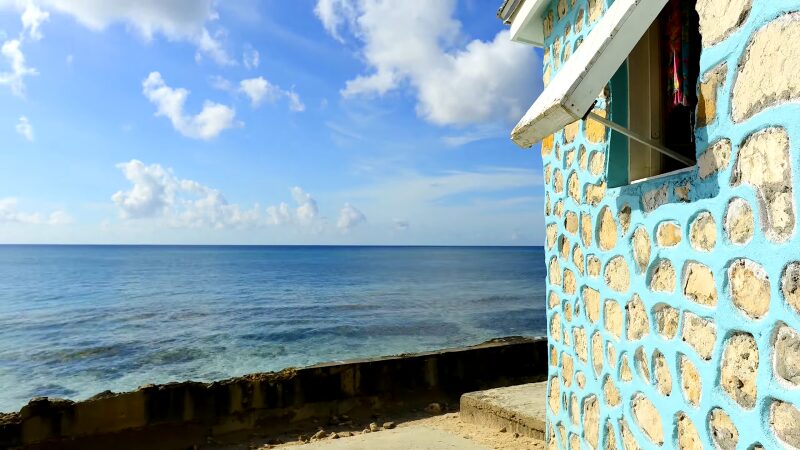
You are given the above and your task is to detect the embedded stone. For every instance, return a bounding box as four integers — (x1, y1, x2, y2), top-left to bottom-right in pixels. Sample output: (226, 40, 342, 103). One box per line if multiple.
(573, 246, 584, 274)
(675, 183, 691, 202)
(724, 197, 754, 244)
(603, 376, 620, 407)
(553, 169, 564, 193)
(584, 395, 600, 448)
(676, 414, 702, 450)
(618, 204, 631, 234)
(560, 235, 570, 260)
(563, 300, 573, 322)
(698, 139, 731, 179)
(605, 420, 616, 450)
(557, 0, 567, 20)
(591, 331, 603, 376)
(634, 347, 650, 383)
(546, 223, 558, 250)
(771, 400, 800, 448)
(569, 433, 580, 450)
(653, 350, 672, 396)
(568, 172, 580, 203)
(709, 408, 738, 450)
(773, 324, 800, 386)
(580, 212, 593, 247)
(598, 207, 618, 250)
(680, 355, 701, 406)
(696, 0, 750, 47)
(626, 295, 650, 340)
(653, 303, 679, 339)
(683, 262, 717, 306)
(721, 332, 758, 408)
(574, 327, 588, 362)
(549, 291, 560, 309)
(549, 257, 562, 286)
(590, 151, 605, 176)
(564, 328, 571, 345)
(586, 108, 607, 143)
(570, 394, 579, 425)
(732, 14, 800, 122)
(564, 121, 579, 144)
(585, 181, 606, 206)
(682, 312, 716, 360)
(545, 194, 551, 216)
(620, 354, 633, 382)
(632, 227, 651, 273)
(643, 185, 668, 213)
(604, 299, 622, 339)
(731, 127, 794, 242)
(565, 211, 579, 234)
(577, 371, 586, 389)
(657, 222, 681, 247)
(550, 313, 561, 343)
(550, 345, 557, 367)
(584, 287, 601, 323)
(541, 134, 554, 157)
(554, 200, 564, 217)
(696, 64, 727, 127)
(689, 212, 717, 251)
(619, 420, 639, 450)
(729, 258, 770, 319)
(782, 262, 800, 315)
(564, 269, 576, 295)
(605, 256, 630, 293)
(548, 376, 560, 414)
(562, 352, 574, 387)
(587, 0, 603, 23)
(650, 259, 676, 293)
(587, 255, 601, 278)
(544, 165, 552, 185)
(575, 9, 584, 34)
(632, 394, 664, 445)
(606, 341, 617, 367)
(578, 145, 587, 170)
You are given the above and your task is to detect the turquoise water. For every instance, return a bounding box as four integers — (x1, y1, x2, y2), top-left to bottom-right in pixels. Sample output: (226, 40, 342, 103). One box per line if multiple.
(0, 245, 546, 412)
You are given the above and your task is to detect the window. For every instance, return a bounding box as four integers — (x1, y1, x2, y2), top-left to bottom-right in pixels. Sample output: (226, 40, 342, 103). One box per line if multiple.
(624, 0, 701, 183)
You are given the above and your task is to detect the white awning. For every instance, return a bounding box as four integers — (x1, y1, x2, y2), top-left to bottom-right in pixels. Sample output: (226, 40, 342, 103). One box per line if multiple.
(511, 0, 668, 148)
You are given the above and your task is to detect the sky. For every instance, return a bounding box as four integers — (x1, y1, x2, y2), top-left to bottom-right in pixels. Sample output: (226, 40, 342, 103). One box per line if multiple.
(0, 0, 544, 245)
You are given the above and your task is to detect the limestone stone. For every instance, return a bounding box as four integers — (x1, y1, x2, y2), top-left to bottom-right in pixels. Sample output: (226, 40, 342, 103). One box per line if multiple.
(573, 246, 584, 274)
(653, 303, 680, 339)
(632, 227, 651, 273)
(591, 331, 603, 376)
(729, 259, 770, 319)
(585, 181, 606, 206)
(564, 121, 579, 144)
(575, 327, 588, 362)
(578, 145, 588, 171)
(605, 256, 630, 293)
(564, 269, 576, 295)
(563, 300, 573, 322)
(560, 235, 570, 260)
(653, 350, 672, 396)
(584, 287, 601, 323)
(604, 299, 622, 339)
(555, 142, 561, 160)
(650, 259, 676, 293)
(568, 172, 580, 203)
(584, 395, 600, 448)
(565, 211, 579, 234)
(557, 0, 567, 20)
(575, 9, 584, 34)
(696, 0, 750, 47)
(549, 291, 560, 309)
(561, 45, 572, 65)
(577, 371, 586, 389)
(598, 207, 618, 251)
(626, 295, 650, 340)
(676, 414, 702, 450)
(683, 262, 717, 306)
(606, 341, 617, 367)
(550, 346, 557, 367)
(682, 312, 716, 360)
(546, 224, 557, 250)
(586, 108, 607, 143)
(724, 197, 754, 244)
(632, 394, 664, 445)
(587, 255, 601, 278)
(564, 328, 571, 346)
(605, 420, 616, 450)
(552, 39, 562, 71)
(696, 64, 727, 127)
(680, 355, 701, 406)
(634, 347, 650, 383)
(732, 127, 794, 242)
(732, 13, 800, 122)
(549, 257, 562, 286)
(721, 333, 758, 408)
(619, 420, 640, 450)
(643, 185, 668, 213)
(709, 408, 738, 450)
(580, 212, 593, 247)
(771, 400, 800, 448)
(550, 313, 561, 343)
(603, 376, 620, 407)
(548, 376, 560, 414)
(558, 423, 566, 449)
(570, 394, 579, 425)
(657, 222, 681, 247)
(562, 352, 574, 387)
(774, 324, 800, 386)
(675, 183, 691, 202)
(569, 433, 580, 450)
(543, 64, 552, 87)
(618, 204, 631, 234)
(543, 10, 553, 39)
(620, 353, 633, 382)
(587, 0, 603, 23)
(554, 200, 564, 218)
(698, 139, 731, 179)
(553, 169, 564, 194)
(689, 212, 717, 251)
(782, 262, 800, 315)
(590, 151, 605, 176)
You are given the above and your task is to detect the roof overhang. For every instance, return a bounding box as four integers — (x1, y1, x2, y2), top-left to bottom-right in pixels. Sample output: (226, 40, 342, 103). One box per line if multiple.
(501, 0, 551, 47)
(510, 0, 668, 148)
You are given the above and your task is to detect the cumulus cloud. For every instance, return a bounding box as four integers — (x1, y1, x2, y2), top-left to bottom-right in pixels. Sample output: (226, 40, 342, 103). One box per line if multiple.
(337, 203, 366, 232)
(265, 187, 320, 227)
(0, 38, 37, 96)
(0, 197, 70, 225)
(112, 159, 260, 228)
(20, 1, 49, 40)
(315, 0, 538, 126)
(142, 71, 236, 140)
(239, 76, 305, 111)
(15, 115, 33, 141)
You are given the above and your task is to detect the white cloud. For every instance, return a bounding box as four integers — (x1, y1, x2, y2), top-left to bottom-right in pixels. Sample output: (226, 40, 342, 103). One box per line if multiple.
(0, 197, 70, 225)
(21, 1, 49, 40)
(142, 71, 236, 140)
(337, 203, 365, 232)
(266, 187, 320, 227)
(239, 76, 305, 111)
(112, 159, 260, 229)
(0, 38, 37, 96)
(316, 0, 539, 126)
(15, 115, 33, 141)
(209, 74, 232, 91)
(243, 44, 259, 69)
(194, 27, 235, 66)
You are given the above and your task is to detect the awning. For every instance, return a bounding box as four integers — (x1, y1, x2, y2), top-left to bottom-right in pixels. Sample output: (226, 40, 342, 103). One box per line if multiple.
(511, 0, 668, 149)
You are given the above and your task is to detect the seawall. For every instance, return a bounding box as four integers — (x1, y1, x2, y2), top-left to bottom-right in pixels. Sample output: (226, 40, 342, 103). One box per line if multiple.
(0, 336, 546, 449)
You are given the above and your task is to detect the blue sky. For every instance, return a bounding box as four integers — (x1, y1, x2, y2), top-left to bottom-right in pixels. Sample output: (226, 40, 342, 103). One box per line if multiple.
(0, 0, 544, 245)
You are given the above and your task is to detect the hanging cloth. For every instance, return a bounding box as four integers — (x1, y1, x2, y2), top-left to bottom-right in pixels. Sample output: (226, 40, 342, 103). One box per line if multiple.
(664, 0, 692, 109)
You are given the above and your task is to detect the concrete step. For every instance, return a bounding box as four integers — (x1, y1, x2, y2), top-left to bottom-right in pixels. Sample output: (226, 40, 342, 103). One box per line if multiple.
(459, 382, 548, 440)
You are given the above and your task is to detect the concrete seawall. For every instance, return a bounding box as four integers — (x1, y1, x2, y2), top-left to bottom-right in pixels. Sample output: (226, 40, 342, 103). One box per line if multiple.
(0, 336, 547, 449)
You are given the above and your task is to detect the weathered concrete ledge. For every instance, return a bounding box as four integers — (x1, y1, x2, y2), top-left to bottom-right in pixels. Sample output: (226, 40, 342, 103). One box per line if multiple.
(460, 382, 548, 439)
(0, 336, 547, 450)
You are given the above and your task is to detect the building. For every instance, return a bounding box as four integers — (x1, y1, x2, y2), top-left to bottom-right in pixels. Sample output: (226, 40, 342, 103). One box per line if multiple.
(500, 0, 800, 447)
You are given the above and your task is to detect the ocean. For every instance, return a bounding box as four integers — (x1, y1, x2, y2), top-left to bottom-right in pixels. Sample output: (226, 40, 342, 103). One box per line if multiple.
(0, 245, 546, 412)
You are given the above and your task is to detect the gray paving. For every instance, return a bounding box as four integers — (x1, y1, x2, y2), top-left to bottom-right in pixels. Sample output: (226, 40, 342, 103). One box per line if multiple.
(459, 382, 548, 439)
(289, 427, 491, 449)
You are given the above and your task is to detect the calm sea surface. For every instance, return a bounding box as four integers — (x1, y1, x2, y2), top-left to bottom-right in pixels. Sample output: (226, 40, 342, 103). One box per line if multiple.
(0, 245, 546, 412)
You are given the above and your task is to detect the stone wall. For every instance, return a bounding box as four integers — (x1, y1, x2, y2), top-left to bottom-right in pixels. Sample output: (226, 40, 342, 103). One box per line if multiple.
(0, 337, 546, 450)
(540, 0, 800, 448)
